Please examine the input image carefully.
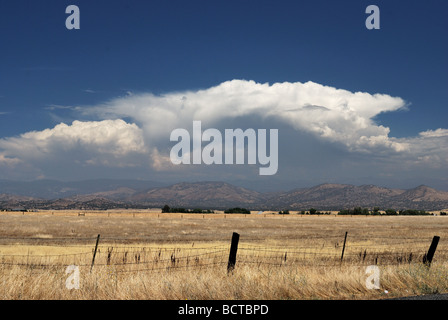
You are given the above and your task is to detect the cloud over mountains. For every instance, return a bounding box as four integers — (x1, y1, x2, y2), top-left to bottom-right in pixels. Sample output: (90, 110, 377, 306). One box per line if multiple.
(0, 80, 446, 189)
(80, 79, 409, 152)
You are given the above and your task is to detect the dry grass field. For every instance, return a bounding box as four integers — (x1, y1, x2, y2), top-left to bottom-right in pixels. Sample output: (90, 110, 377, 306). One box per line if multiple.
(1, 210, 448, 300)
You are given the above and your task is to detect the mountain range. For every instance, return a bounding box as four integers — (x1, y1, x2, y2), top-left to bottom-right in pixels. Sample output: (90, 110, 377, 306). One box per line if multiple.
(1, 179, 448, 211)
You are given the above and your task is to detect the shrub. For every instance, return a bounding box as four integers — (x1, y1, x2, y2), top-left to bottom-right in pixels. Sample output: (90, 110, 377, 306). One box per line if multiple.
(224, 207, 251, 214)
(337, 207, 370, 215)
(385, 209, 397, 215)
(161, 205, 214, 214)
(399, 209, 429, 216)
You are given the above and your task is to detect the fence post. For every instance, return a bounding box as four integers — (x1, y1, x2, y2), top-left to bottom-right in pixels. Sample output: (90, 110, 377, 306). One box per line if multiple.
(423, 236, 440, 267)
(227, 232, 240, 273)
(90, 234, 100, 273)
(340, 231, 348, 263)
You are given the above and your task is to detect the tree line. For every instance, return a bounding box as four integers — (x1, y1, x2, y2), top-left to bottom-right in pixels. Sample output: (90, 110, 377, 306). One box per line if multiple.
(161, 205, 214, 214)
(160, 204, 442, 216)
(278, 208, 331, 215)
(337, 207, 431, 216)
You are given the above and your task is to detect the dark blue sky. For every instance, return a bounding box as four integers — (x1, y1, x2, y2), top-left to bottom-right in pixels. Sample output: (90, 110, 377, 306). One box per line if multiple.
(0, 0, 447, 190)
(1, 0, 447, 138)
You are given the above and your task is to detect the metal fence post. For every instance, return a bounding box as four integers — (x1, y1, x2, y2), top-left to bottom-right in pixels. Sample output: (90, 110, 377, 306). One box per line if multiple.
(90, 234, 100, 273)
(423, 236, 440, 267)
(227, 232, 240, 273)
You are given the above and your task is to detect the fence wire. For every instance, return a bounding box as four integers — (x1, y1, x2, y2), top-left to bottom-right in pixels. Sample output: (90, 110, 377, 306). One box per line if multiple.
(0, 235, 446, 273)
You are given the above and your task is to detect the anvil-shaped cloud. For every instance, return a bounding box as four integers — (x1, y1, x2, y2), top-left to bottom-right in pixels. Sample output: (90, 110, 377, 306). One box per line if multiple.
(0, 80, 446, 187)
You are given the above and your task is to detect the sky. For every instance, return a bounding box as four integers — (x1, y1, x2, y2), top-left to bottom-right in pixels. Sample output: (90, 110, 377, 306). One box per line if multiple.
(0, 0, 447, 191)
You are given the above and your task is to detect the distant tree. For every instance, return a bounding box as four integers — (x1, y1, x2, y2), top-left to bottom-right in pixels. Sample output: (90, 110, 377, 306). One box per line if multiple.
(224, 207, 251, 214)
(399, 209, 429, 216)
(352, 207, 369, 215)
(309, 208, 317, 215)
(278, 210, 290, 215)
(190, 208, 214, 214)
(338, 208, 369, 215)
(385, 209, 397, 215)
(161, 206, 214, 214)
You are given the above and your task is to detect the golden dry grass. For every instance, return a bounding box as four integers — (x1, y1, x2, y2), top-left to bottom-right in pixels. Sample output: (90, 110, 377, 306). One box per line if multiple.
(1, 211, 448, 300)
(2, 261, 448, 300)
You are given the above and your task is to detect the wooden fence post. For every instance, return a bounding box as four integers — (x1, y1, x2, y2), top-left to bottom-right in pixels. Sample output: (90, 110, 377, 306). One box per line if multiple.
(423, 236, 440, 267)
(227, 232, 240, 273)
(90, 234, 100, 273)
(340, 231, 348, 263)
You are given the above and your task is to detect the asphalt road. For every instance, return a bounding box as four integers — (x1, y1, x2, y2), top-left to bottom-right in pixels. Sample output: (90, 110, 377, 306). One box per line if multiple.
(388, 293, 448, 300)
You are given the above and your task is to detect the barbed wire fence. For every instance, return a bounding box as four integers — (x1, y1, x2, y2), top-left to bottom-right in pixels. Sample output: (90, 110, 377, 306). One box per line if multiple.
(0, 232, 445, 275)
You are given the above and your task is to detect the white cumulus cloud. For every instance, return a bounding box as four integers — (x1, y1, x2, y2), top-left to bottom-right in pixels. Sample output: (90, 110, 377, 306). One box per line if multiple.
(82, 79, 409, 153)
(0, 119, 147, 169)
(0, 79, 446, 185)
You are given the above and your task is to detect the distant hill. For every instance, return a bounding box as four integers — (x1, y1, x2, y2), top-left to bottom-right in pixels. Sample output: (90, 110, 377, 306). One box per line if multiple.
(0, 194, 37, 202)
(1, 179, 448, 211)
(265, 183, 405, 210)
(385, 185, 448, 210)
(0, 179, 166, 199)
(396, 185, 448, 202)
(130, 181, 263, 208)
(263, 183, 448, 210)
